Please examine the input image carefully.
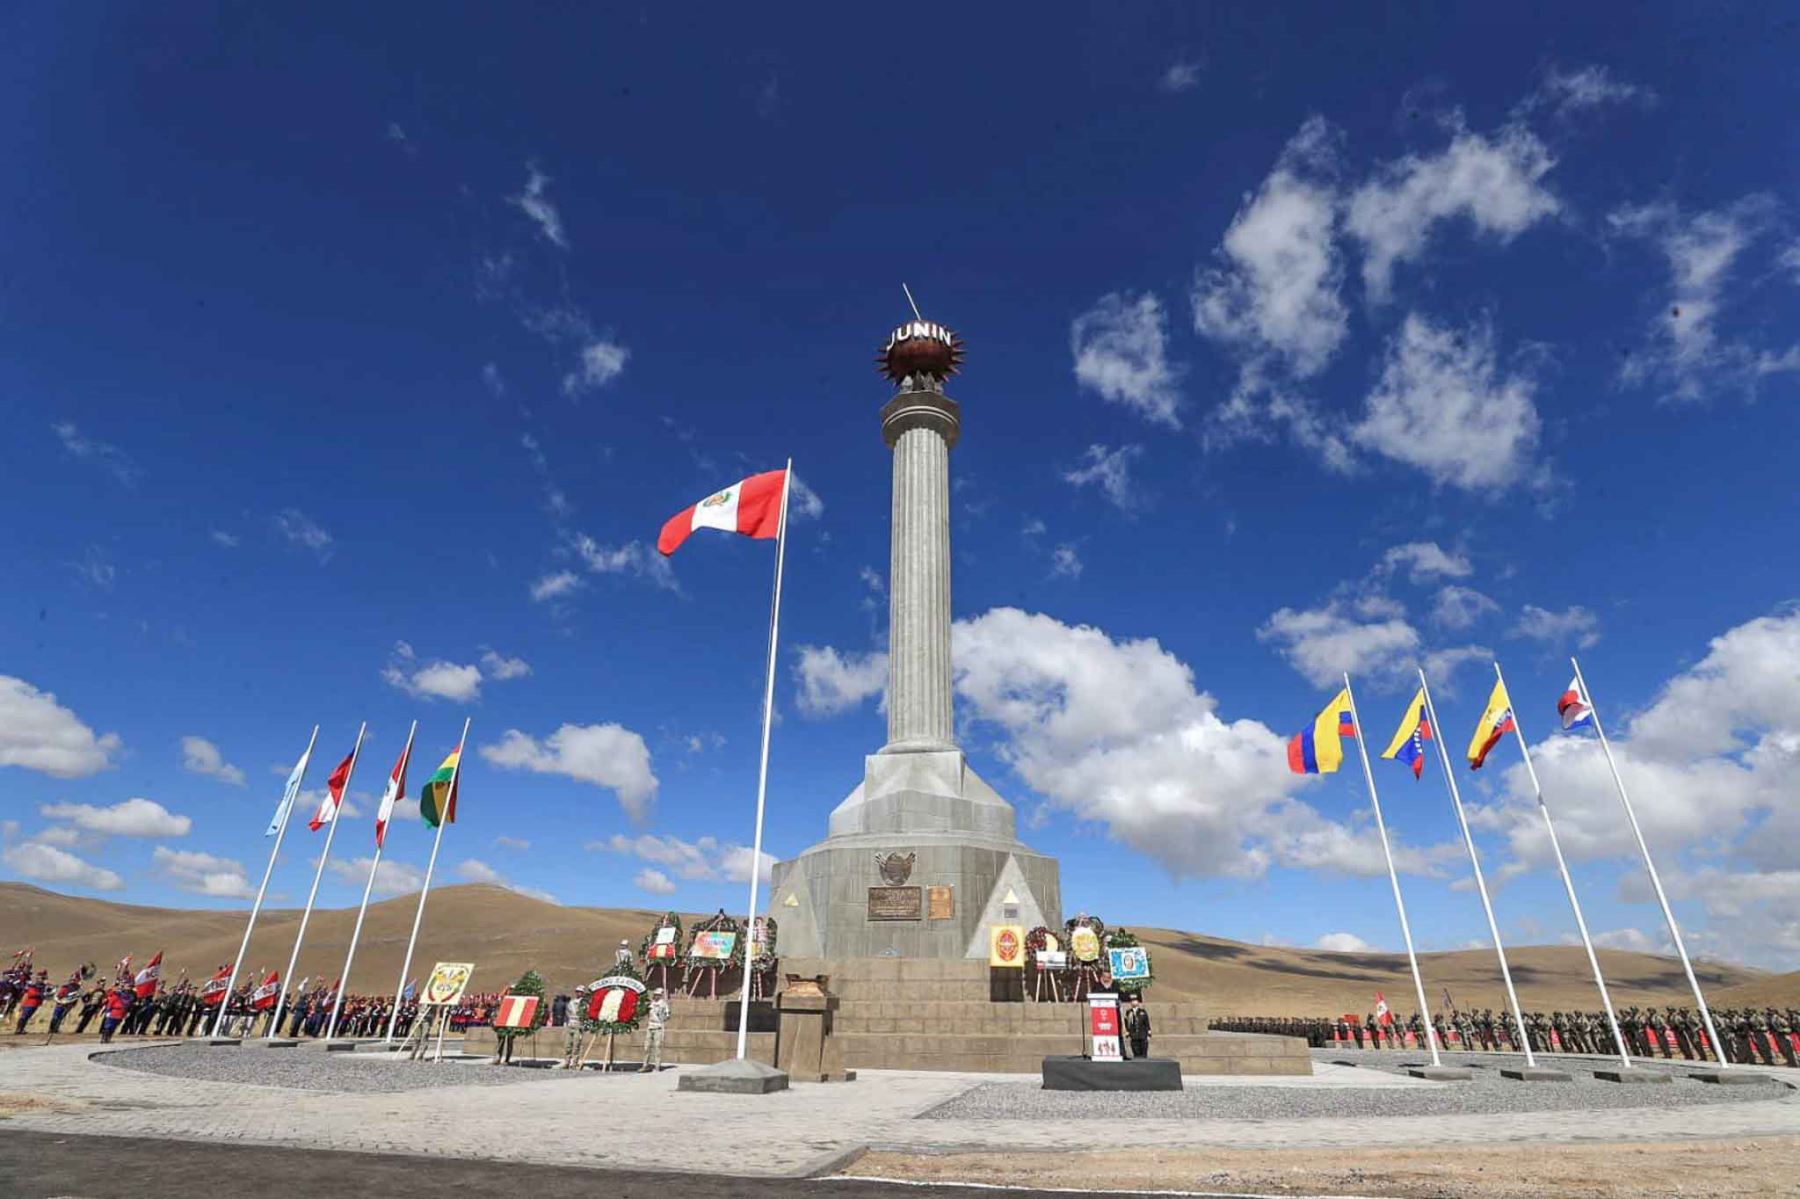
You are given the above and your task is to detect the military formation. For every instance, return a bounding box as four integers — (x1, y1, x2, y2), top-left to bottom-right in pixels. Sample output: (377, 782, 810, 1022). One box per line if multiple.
(1212, 1005, 1799, 1066)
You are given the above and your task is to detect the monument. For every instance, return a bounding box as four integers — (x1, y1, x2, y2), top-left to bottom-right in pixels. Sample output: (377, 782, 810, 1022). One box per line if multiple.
(771, 312, 1063, 958)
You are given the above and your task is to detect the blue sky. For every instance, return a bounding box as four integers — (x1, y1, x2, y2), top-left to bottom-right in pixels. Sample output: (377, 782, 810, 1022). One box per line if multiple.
(5, 5, 1799, 975)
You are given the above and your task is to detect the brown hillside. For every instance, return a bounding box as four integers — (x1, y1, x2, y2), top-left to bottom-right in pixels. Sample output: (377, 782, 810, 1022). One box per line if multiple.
(0, 882, 1785, 1013)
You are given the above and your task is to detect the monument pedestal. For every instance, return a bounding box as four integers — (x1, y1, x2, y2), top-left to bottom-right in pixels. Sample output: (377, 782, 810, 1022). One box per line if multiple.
(775, 982, 854, 1082)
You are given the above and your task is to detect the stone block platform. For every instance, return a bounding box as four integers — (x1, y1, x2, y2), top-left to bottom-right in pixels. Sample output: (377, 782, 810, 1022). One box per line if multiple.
(459, 958, 1309, 1076)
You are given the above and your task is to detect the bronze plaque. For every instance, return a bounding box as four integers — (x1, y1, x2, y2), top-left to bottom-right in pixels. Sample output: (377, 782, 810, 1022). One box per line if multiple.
(927, 885, 954, 920)
(867, 886, 923, 921)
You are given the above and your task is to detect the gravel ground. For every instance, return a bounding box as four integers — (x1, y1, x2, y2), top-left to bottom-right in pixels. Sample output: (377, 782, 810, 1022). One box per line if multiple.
(920, 1049, 1795, 1122)
(95, 1044, 595, 1093)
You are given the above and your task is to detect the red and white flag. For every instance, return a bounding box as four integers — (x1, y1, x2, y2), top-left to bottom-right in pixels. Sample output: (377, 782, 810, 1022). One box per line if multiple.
(1375, 992, 1392, 1026)
(310, 748, 356, 831)
(133, 951, 163, 999)
(200, 965, 231, 1006)
(251, 970, 281, 1011)
(657, 469, 788, 556)
(375, 738, 413, 849)
(494, 994, 540, 1029)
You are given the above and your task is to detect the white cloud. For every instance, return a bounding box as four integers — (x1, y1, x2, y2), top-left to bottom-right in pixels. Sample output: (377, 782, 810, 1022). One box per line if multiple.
(530, 570, 582, 602)
(1510, 604, 1600, 649)
(67, 546, 116, 590)
(456, 858, 556, 904)
(39, 798, 190, 838)
(2, 841, 123, 891)
(480, 723, 658, 821)
(1071, 292, 1183, 428)
(182, 736, 245, 786)
(720, 844, 775, 885)
(572, 535, 677, 591)
(1049, 544, 1083, 580)
(274, 509, 334, 561)
(1258, 602, 1421, 689)
(31, 826, 86, 848)
(1523, 65, 1651, 117)
(1346, 122, 1559, 300)
(383, 657, 483, 703)
(563, 340, 629, 396)
(152, 846, 253, 898)
(794, 646, 887, 717)
(788, 473, 825, 520)
(509, 164, 567, 249)
(1063, 444, 1143, 511)
(0, 676, 122, 778)
(1350, 314, 1542, 491)
(1159, 60, 1201, 93)
(327, 855, 424, 897)
(633, 867, 677, 896)
(598, 832, 772, 885)
(51, 421, 139, 485)
(478, 650, 532, 681)
(951, 608, 1457, 878)
(209, 529, 240, 548)
(1313, 932, 1375, 952)
(1421, 644, 1493, 691)
(1432, 585, 1499, 630)
(1380, 542, 1472, 583)
(494, 835, 530, 851)
(1194, 117, 1346, 378)
(1587, 926, 1664, 954)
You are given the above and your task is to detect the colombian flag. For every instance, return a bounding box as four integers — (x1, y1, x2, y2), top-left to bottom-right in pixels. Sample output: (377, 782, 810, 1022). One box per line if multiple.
(420, 744, 461, 828)
(1381, 690, 1432, 780)
(1287, 688, 1356, 774)
(1467, 680, 1515, 770)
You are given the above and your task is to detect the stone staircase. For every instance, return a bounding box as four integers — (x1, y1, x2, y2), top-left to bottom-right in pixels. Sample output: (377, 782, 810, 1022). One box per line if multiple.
(460, 958, 1309, 1076)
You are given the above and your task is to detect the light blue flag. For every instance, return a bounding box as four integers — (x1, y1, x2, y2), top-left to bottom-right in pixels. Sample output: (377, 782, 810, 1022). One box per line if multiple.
(266, 744, 313, 836)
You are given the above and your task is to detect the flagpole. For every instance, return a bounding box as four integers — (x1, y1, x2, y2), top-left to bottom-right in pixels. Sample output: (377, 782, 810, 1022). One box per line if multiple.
(733, 460, 792, 1062)
(386, 716, 469, 1045)
(1571, 657, 1729, 1066)
(269, 722, 365, 1038)
(1342, 674, 1441, 1067)
(1417, 671, 1536, 1068)
(1492, 662, 1632, 1067)
(327, 720, 416, 1041)
(214, 725, 317, 1037)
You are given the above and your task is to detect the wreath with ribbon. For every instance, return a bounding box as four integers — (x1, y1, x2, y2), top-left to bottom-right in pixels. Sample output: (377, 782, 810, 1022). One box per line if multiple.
(1104, 927, 1155, 995)
(581, 956, 647, 1036)
(1065, 914, 1107, 964)
(685, 910, 745, 970)
(495, 969, 551, 1041)
(1023, 926, 1060, 974)
(747, 915, 778, 973)
(640, 912, 685, 965)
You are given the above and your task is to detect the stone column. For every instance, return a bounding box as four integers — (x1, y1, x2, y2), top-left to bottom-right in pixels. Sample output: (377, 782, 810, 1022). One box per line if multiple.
(880, 387, 960, 754)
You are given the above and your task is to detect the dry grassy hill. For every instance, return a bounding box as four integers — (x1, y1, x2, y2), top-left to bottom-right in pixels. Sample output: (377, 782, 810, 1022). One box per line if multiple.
(1, 882, 1785, 1013)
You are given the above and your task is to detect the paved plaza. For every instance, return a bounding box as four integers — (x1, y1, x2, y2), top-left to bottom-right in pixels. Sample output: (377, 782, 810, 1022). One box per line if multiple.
(2, 1041, 1797, 1182)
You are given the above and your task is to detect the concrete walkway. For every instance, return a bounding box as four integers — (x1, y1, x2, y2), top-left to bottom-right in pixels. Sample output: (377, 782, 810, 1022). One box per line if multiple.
(4, 1042, 1797, 1179)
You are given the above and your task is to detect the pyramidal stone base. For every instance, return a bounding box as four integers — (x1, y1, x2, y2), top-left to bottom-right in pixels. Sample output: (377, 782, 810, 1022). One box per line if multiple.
(677, 1058, 789, 1094)
(771, 750, 1061, 959)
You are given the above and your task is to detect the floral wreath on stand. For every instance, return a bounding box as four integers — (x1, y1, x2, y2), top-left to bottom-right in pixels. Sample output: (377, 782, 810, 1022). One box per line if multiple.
(1103, 927, 1155, 995)
(1023, 927, 1063, 1002)
(683, 910, 744, 999)
(640, 912, 685, 994)
(746, 915, 779, 1001)
(581, 954, 646, 1037)
(1064, 914, 1107, 1003)
(495, 968, 551, 1051)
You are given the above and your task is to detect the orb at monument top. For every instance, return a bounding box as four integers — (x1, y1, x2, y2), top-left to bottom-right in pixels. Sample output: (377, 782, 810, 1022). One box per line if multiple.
(878, 318, 965, 386)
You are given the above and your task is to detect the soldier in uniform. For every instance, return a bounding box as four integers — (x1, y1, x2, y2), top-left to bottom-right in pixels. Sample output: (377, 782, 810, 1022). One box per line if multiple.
(640, 987, 672, 1071)
(1123, 993, 1152, 1061)
(560, 983, 590, 1069)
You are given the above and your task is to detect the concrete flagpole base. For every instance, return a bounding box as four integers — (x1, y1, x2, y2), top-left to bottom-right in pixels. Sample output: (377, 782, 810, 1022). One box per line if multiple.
(202, 1037, 241, 1046)
(1501, 1067, 1575, 1082)
(1593, 1067, 1672, 1084)
(1691, 1070, 1770, 1085)
(676, 1058, 789, 1094)
(1407, 1066, 1474, 1080)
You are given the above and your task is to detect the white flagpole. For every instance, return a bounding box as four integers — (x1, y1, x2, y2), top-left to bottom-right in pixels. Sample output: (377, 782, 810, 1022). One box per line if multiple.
(1492, 662, 1632, 1067)
(734, 460, 792, 1062)
(1572, 657, 1730, 1067)
(385, 716, 469, 1044)
(1417, 671, 1536, 1068)
(1342, 674, 1442, 1067)
(214, 724, 317, 1037)
(269, 722, 365, 1038)
(327, 719, 416, 1041)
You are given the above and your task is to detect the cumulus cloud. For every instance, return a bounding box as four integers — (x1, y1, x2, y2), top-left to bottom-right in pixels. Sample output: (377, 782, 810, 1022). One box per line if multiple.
(456, 857, 556, 904)
(480, 723, 658, 822)
(153, 846, 253, 898)
(794, 646, 887, 717)
(478, 650, 532, 681)
(274, 509, 334, 561)
(562, 340, 629, 395)
(509, 163, 567, 249)
(1313, 932, 1376, 953)
(597, 832, 772, 885)
(1345, 122, 1559, 300)
(2, 841, 123, 891)
(1350, 314, 1542, 491)
(182, 736, 245, 786)
(1258, 601, 1421, 690)
(1522, 65, 1652, 117)
(1380, 542, 1472, 584)
(380, 642, 531, 703)
(951, 608, 1457, 878)
(39, 798, 190, 838)
(1432, 586, 1500, 630)
(327, 855, 425, 897)
(1510, 604, 1600, 649)
(633, 867, 677, 896)
(1063, 444, 1143, 511)
(1049, 544, 1083, 580)
(1071, 292, 1183, 428)
(0, 677, 122, 778)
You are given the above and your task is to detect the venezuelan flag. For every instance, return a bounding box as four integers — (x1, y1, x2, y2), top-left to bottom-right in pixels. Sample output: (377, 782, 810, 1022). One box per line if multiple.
(420, 744, 461, 828)
(1467, 680, 1515, 770)
(1287, 688, 1356, 774)
(1381, 689, 1432, 779)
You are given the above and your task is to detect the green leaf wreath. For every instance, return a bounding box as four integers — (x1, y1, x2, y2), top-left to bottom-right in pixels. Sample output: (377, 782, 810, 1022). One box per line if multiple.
(580, 954, 646, 1036)
(495, 968, 550, 1041)
(640, 912, 685, 966)
(1104, 927, 1155, 994)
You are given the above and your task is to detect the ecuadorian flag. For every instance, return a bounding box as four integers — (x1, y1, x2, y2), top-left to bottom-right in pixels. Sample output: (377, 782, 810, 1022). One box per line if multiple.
(1381, 690, 1432, 780)
(1467, 680, 1515, 770)
(1287, 688, 1356, 774)
(420, 744, 461, 828)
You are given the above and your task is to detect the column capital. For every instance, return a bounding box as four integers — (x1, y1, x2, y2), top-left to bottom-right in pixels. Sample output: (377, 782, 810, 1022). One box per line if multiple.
(881, 389, 960, 450)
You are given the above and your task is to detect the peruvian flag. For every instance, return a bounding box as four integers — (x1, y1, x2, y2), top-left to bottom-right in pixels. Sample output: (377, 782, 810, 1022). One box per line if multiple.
(374, 737, 413, 849)
(495, 994, 540, 1029)
(133, 951, 163, 999)
(200, 965, 232, 1006)
(657, 469, 788, 556)
(251, 970, 281, 1011)
(1375, 992, 1392, 1027)
(310, 747, 356, 831)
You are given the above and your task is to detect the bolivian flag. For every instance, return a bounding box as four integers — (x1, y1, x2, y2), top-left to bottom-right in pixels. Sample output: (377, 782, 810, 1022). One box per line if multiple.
(420, 744, 461, 828)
